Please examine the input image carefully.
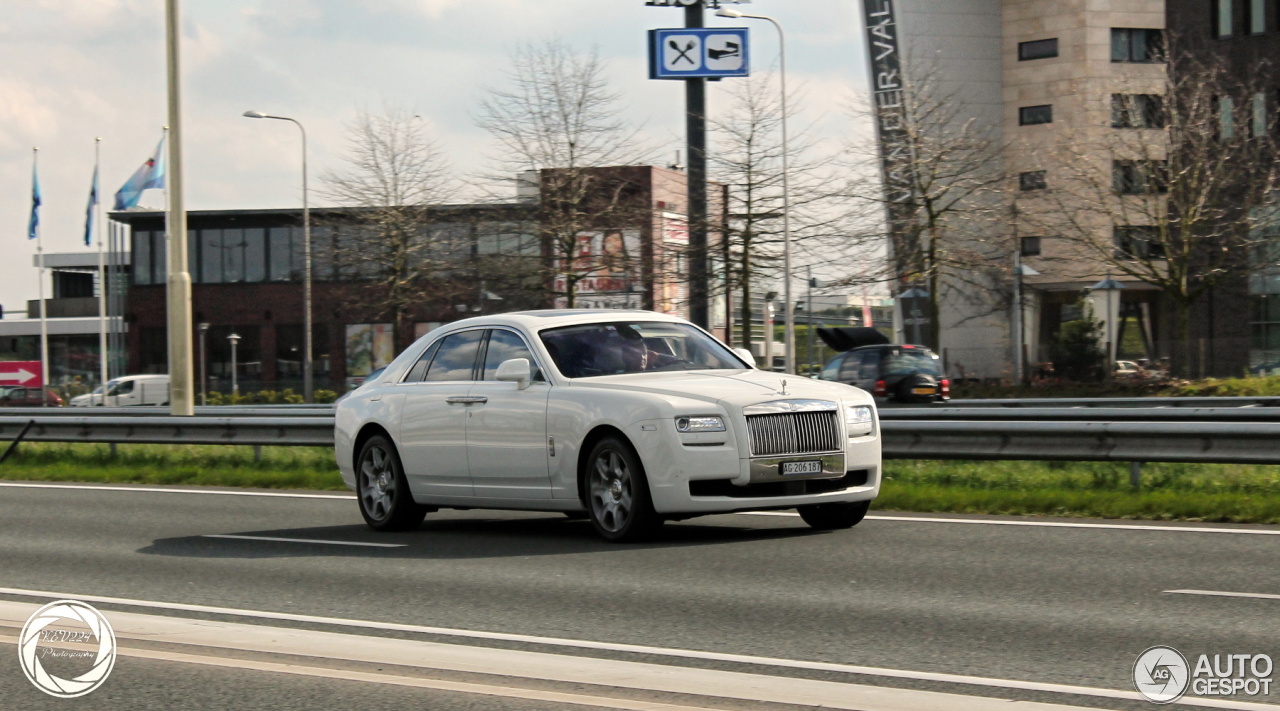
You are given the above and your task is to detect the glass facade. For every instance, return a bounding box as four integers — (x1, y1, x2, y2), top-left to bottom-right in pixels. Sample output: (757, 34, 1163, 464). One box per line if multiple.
(133, 227, 304, 286)
(1251, 206, 1280, 373)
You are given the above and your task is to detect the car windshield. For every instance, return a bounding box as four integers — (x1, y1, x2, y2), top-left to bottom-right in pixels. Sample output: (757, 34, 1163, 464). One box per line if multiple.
(884, 348, 943, 377)
(539, 321, 744, 378)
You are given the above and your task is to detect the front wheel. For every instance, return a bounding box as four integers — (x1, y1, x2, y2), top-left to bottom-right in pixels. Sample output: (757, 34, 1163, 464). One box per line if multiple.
(797, 500, 871, 530)
(586, 436, 663, 542)
(357, 435, 428, 532)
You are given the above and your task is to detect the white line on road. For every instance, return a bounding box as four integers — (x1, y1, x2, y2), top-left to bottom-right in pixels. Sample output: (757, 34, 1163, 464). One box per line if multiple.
(0, 586, 1273, 710)
(0, 482, 353, 499)
(745, 511, 1280, 535)
(202, 534, 405, 548)
(7, 481, 1280, 536)
(1166, 589, 1280, 601)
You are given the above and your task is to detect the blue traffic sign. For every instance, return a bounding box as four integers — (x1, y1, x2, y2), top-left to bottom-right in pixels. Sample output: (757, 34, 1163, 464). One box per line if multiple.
(649, 27, 750, 80)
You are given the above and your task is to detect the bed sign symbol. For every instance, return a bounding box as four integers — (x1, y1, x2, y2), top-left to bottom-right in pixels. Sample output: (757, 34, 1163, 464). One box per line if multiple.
(649, 27, 750, 79)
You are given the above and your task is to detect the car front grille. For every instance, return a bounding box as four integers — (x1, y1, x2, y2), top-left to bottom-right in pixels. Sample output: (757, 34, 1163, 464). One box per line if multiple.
(745, 410, 841, 456)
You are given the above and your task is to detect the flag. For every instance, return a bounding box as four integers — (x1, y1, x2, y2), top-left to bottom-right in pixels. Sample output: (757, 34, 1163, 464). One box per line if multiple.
(28, 159, 40, 240)
(113, 135, 166, 210)
(85, 165, 99, 246)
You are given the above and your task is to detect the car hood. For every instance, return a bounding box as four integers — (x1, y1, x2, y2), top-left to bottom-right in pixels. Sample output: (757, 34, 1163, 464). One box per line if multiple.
(568, 370, 871, 409)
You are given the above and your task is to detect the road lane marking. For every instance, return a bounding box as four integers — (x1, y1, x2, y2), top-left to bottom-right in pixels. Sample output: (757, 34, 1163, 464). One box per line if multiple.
(743, 511, 1280, 536)
(0, 610, 1167, 711)
(0, 635, 721, 711)
(6, 481, 1280, 536)
(0, 588, 1273, 710)
(202, 534, 406, 548)
(0, 482, 353, 499)
(1166, 589, 1280, 601)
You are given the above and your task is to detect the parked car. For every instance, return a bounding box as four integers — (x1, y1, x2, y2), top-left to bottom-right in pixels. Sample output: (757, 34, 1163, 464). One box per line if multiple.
(818, 344, 950, 404)
(0, 387, 64, 407)
(68, 374, 170, 407)
(335, 310, 882, 542)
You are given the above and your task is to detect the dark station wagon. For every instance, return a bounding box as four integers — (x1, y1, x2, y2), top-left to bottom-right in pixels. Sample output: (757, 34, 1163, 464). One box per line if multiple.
(818, 343, 950, 404)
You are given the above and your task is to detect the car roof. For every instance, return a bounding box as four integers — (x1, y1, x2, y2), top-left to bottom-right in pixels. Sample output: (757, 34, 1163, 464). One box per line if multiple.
(432, 309, 694, 334)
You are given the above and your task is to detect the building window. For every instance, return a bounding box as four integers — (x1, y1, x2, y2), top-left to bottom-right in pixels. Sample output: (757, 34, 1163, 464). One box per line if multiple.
(1113, 161, 1168, 195)
(1247, 0, 1266, 33)
(1111, 29, 1164, 62)
(1112, 94, 1166, 128)
(1018, 38, 1059, 61)
(1251, 92, 1268, 137)
(1115, 226, 1166, 259)
(1019, 105, 1053, 126)
(1020, 236, 1043, 257)
(1218, 0, 1235, 37)
(1019, 171, 1048, 191)
(1220, 96, 1237, 139)
(133, 230, 152, 285)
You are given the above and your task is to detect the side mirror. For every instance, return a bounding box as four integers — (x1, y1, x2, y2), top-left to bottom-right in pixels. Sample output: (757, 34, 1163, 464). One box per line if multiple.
(495, 358, 532, 390)
(732, 348, 756, 368)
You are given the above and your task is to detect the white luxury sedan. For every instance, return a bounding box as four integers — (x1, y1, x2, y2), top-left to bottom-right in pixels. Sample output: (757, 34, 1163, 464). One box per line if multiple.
(335, 310, 882, 542)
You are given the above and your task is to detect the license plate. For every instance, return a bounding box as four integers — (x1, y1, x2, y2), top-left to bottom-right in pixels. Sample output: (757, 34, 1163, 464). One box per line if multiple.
(912, 387, 935, 395)
(781, 461, 822, 476)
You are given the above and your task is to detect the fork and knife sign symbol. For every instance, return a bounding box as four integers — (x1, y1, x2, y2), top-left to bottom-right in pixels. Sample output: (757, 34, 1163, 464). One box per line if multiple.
(668, 39, 697, 66)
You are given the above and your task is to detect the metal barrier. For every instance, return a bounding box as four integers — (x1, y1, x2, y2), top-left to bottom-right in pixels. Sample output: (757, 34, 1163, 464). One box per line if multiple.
(0, 406, 334, 418)
(879, 420, 1280, 465)
(937, 396, 1280, 408)
(0, 417, 334, 447)
(880, 407, 1280, 423)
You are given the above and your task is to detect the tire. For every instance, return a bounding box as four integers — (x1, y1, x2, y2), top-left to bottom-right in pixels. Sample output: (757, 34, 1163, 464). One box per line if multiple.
(356, 435, 428, 532)
(585, 436, 663, 542)
(797, 500, 871, 530)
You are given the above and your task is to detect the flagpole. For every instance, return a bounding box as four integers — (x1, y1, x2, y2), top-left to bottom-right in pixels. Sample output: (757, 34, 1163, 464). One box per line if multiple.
(34, 147, 49, 406)
(95, 138, 109, 396)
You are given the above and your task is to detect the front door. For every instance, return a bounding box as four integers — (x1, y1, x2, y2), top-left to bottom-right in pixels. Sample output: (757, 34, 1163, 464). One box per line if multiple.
(465, 329, 552, 500)
(398, 330, 483, 498)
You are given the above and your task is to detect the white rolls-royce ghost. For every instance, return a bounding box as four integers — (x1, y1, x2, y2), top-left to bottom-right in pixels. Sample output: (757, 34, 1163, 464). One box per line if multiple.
(335, 310, 882, 542)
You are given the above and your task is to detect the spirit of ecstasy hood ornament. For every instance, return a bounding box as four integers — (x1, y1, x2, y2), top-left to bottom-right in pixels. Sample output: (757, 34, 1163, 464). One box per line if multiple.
(778, 379, 788, 395)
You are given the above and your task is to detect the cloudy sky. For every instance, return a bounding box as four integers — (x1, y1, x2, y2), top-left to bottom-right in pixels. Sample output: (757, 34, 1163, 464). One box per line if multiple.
(1, 0, 874, 315)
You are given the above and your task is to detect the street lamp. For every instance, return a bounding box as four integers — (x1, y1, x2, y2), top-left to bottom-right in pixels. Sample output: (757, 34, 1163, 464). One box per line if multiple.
(227, 332, 241, 395)
(243, 110, 312, 402)
(1089, 276, 1126, 369)
(716, 8, 795, 375)
(198, 322, 209, 405)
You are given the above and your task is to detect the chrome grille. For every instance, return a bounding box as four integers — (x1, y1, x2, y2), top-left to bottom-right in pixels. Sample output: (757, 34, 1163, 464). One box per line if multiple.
(746, 410, 841, 457)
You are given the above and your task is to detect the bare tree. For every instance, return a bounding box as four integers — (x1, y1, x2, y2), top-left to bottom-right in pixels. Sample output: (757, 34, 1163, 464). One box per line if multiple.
(711, 71, 845, 349)
(321, 105, 460, 345)
(845, 62, 1010, 347)
(475, 40, 653, 307)
(1028, 40, 1280, 374)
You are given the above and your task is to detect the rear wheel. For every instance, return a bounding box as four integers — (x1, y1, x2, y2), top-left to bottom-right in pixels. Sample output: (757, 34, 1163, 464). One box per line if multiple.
(797, 500, 871, 530)
(357, 435, 428, 532)
(586, 436, 663, 542)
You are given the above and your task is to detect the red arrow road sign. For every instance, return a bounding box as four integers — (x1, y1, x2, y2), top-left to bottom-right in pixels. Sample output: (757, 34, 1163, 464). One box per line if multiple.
(0, 361, 42, 387)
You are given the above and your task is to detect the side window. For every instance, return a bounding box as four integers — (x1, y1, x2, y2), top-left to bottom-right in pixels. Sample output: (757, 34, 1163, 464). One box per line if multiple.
(481, 330, 542, 381)
(859, 351, 882, 380)
(838, 353, 862, 380)
(422, 330, 484, 382)
(403, 341, 442, 383)
(820, 356, 842, 380)
(116, 380, 136, 395)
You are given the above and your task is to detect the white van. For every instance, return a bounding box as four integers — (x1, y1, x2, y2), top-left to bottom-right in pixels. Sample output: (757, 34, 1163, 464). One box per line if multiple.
(69, 375, 170, 407)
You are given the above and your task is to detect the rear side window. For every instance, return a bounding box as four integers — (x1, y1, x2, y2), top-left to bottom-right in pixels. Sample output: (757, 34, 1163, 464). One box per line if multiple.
(403, 341, 442, 383)
(422, 330, 484, 382)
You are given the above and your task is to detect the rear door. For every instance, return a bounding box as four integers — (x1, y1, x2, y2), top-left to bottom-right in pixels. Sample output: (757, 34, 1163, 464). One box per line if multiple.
(398, 330, 483, 497)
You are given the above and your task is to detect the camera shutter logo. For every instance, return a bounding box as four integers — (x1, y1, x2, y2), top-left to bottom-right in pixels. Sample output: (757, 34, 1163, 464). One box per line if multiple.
(1134, 646, 1191, 703)
(18, 600, 117, 698)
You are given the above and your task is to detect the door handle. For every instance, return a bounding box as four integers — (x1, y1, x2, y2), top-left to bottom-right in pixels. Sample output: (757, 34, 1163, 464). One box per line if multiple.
(446, 396, 489, 404)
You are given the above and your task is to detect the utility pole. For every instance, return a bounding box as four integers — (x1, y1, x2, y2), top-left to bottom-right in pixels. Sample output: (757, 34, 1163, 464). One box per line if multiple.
(685, 1, 709, 329)
(165, 0, 195, 415)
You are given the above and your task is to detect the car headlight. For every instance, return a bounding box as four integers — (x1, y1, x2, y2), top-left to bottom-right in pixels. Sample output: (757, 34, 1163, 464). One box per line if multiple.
(675, 416, 726, 433)
(845, 405, 874, 436)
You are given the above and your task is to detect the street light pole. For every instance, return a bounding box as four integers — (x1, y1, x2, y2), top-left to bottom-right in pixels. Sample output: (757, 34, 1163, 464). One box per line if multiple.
(165, 0, 195, 416)
(198, 322, 209, 405)
(227, 332, 241, 395)
(717, 9, 793, 374)
(243, 110, 312, 402)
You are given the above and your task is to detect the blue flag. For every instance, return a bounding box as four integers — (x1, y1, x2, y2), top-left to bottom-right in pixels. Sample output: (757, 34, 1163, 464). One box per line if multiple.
(28, 159, 40, 240)
(113, 135, 166, 211)
(85, 165, 99, 246)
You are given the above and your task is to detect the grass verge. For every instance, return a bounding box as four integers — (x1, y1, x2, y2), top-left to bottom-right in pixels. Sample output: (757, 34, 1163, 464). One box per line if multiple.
(2, 444, 1278, 524)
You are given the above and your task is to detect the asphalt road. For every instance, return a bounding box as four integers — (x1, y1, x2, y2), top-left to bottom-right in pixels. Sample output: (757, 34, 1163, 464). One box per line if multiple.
(0, 482, 1277, 710)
